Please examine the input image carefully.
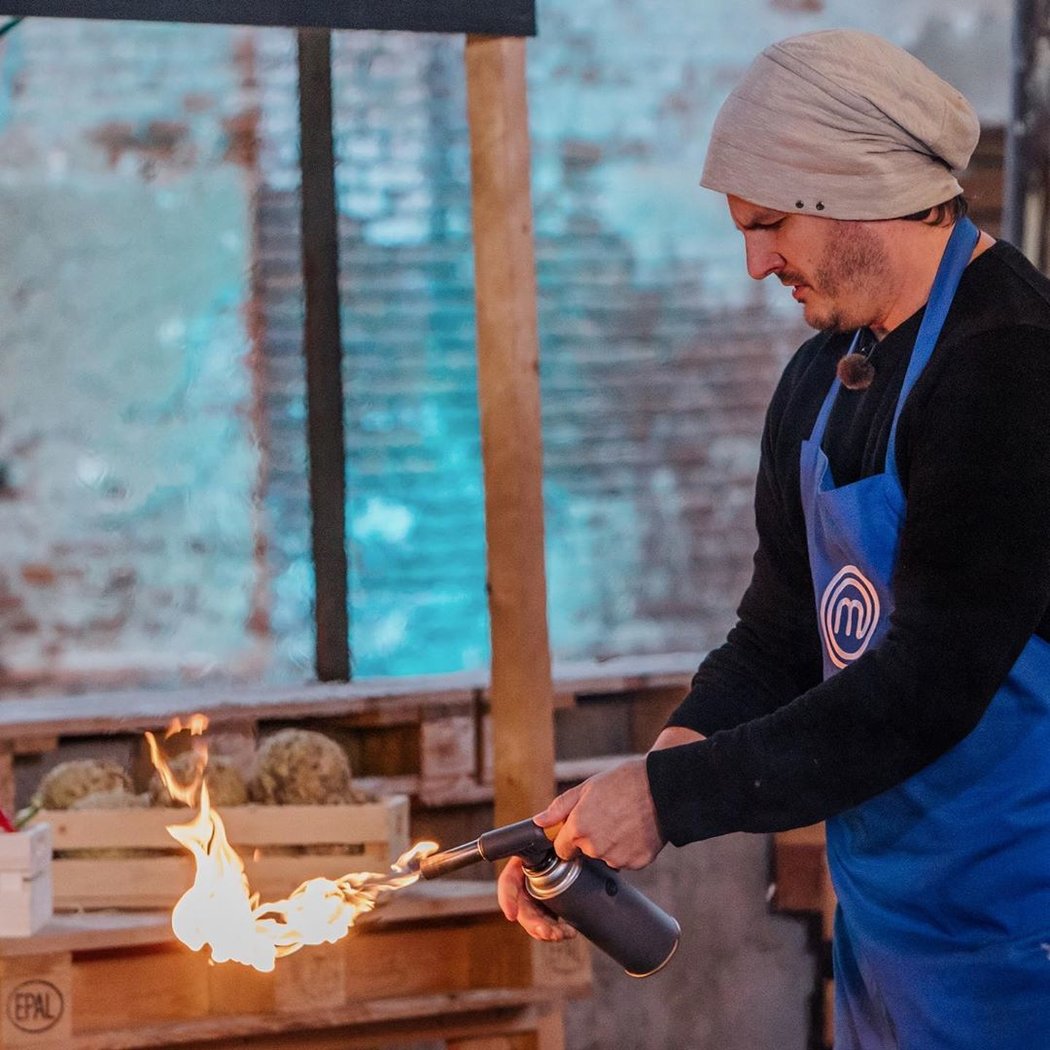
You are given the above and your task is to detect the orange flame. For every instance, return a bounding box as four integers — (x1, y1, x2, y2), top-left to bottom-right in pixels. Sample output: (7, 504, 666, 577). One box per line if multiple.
(145, 717, 207, 808)
(165, 713, 209, 739)
(149, 716, 437, 972)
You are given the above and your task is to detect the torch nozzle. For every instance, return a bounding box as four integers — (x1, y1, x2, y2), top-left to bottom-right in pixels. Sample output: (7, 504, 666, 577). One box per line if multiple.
(418, 840, 484, 880)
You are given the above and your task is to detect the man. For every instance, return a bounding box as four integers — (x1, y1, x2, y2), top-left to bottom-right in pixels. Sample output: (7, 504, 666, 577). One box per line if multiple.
(499, 29, 1050, 1048)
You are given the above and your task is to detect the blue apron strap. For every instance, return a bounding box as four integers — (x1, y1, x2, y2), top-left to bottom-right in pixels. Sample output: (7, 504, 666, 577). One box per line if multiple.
(807, 329, 862, 443)
(886, 217, 980, 480)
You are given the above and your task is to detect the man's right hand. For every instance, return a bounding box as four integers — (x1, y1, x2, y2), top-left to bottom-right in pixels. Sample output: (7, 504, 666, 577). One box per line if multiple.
(496, 724, 706, 942)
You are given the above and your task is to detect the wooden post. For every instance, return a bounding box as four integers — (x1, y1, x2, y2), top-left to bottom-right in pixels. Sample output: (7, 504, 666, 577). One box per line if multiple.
(465, 36, 556, 825)
(298, 27, 351, 681)
(1003, 0, 1050, 270)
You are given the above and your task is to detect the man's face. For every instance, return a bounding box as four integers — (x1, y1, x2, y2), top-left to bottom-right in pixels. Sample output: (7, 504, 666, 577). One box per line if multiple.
(726, 195, 891, 333)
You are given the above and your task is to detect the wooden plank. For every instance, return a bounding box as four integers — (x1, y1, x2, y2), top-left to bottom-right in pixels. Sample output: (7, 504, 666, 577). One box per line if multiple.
(275, 942, 346, 1014)
(465, 913, 590, 995)
(71, 945, 210, 1033)
(0, 674, 484, 738)
(0, 951, 72, 1049)
(69, 993, 548, 1049)
(449, 1035, 538, 1050)
(298, 26, 350, 683)
(342, 923, 475, 1001)
(10, 736, 59, 757)
(0, 654, 698, 740)
(0, 882, 502, 958)
(48, 851, 410, 912)
(0, 914, 176, 959)
(36, 799, 407, 852)
(551, 652, 696, 698)
(207, 958, 274, 1018)
(1, 0, 537, 35)
(465, 34, 555, 826)
(449, 1006, 565, 1050)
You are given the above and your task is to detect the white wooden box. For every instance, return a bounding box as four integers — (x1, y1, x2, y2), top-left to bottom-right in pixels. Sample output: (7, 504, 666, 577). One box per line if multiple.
(0, 823, 53, 937)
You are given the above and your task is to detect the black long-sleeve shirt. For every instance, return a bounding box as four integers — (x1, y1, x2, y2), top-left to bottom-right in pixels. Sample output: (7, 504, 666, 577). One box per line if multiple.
(648, 240, 1050, 845)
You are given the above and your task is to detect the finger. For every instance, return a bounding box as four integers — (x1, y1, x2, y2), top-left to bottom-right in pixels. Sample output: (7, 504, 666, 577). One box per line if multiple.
(515, 894, 570, 941)
(534, 785, 582, 827)
(552, 816, 582, 861)
(496, 856, 526, 921)
(497, 858, 568, 940)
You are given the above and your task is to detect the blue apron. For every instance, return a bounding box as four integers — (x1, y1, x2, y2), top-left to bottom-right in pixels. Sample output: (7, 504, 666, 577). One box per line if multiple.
(800, 217, 1050, 1049)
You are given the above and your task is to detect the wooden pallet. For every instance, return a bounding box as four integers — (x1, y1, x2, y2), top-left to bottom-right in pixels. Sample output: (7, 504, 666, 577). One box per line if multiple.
(0, 654, 697, 815)
(0, 882, 589, 1050)
(29, 797, 409, 912)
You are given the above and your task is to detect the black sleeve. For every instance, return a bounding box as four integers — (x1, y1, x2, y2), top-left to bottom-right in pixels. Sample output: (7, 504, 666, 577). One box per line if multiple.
(664, 359, 823, 737)
(649, 325, 1050, 845)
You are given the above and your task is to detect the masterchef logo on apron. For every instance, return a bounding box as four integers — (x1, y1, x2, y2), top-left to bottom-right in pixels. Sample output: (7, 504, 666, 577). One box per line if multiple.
(819, 565, 880, 669)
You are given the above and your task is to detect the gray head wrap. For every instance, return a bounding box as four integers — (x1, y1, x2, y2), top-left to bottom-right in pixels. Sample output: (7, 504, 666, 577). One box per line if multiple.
(700, 29, 980, 220)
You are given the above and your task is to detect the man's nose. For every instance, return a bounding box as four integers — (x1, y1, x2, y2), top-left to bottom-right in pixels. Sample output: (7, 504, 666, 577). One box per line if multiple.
(744, 238, 784, 281)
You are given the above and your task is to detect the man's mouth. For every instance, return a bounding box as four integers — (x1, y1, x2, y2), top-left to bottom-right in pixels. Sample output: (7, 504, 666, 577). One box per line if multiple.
(779, 274, 809, 302)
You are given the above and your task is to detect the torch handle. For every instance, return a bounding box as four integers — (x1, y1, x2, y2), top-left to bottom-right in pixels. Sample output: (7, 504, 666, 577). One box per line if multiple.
(478, 818, 559, 864)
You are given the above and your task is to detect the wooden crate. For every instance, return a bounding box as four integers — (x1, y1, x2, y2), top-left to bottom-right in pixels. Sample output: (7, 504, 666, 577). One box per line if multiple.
(29, 796, 409, 911)
(0, 882, 590, 1049)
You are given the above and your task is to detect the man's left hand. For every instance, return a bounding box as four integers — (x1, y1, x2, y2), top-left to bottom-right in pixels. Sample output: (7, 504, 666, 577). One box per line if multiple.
(533, 756, 665, 870)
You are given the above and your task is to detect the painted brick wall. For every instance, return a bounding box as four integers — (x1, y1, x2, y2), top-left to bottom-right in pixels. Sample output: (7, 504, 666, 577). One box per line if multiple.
(0, 2, 1011, 688)
(0, 18, 269, 692)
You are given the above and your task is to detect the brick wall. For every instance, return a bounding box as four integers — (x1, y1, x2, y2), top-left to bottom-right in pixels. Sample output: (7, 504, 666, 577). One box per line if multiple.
(0, 3, 1011, 688)
(0, 19, 269, 692)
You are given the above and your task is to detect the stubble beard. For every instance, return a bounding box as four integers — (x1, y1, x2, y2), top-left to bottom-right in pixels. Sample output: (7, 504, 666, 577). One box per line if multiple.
(796, 223, 891, 333)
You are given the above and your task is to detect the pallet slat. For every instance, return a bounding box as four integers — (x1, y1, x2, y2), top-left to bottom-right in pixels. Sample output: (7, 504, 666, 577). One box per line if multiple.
(36, 799, 406, 852)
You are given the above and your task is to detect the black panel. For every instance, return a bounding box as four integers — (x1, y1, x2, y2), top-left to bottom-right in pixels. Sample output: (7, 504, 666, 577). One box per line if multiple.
(297, 30, 351, 682)
(1, 0, 535, 34)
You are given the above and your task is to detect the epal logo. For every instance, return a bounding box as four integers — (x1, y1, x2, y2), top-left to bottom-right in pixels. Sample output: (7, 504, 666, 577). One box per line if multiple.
(819, 565, 880, 669)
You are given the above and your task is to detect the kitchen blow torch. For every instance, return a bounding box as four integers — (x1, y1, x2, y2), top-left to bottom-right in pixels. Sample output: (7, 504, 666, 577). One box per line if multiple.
(417, 817, 680, 978)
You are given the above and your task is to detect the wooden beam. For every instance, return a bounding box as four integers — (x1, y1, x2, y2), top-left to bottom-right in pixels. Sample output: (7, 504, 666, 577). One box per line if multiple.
(465, 36, 555, 825)
(298, 28, 351, 681)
